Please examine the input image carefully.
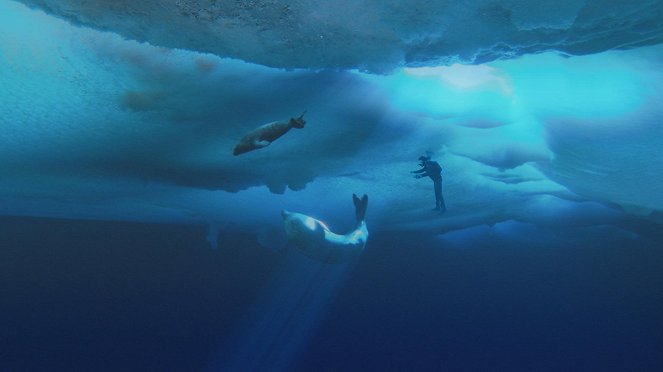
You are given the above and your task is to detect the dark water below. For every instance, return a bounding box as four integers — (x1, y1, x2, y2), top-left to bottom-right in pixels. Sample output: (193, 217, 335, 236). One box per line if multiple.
(1, 216, 662, 371)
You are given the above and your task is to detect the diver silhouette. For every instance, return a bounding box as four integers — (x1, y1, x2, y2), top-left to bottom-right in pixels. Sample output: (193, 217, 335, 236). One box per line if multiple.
(411, 155, 446, 213)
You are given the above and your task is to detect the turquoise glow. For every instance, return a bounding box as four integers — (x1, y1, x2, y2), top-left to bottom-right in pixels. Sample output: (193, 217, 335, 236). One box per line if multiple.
(368, 64, 516, 125)
(494, 53, 647, 121)
(371, 52, 647, 126)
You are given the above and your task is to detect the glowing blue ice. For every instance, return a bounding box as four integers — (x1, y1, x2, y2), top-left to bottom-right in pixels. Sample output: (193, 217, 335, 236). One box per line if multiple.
(1, 0, 662, 236)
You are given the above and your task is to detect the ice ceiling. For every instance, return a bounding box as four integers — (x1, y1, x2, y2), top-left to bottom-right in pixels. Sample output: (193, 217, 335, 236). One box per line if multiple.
(1, 0, 663, 242)
(13, 0, 663, 72)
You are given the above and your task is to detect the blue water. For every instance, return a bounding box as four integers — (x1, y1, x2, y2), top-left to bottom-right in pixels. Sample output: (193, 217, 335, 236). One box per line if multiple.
(1, 217, 661, 371)
(2, 1, 663, 370)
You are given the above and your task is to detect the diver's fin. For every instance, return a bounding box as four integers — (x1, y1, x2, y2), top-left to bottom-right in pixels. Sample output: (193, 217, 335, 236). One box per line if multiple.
(206, 222, 220, 249)
(352, 193, 368, 222)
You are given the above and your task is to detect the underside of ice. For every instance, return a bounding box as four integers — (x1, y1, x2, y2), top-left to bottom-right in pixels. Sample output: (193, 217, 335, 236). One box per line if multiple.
(1, 0, 662, 239)
(15, 0, 663, 72)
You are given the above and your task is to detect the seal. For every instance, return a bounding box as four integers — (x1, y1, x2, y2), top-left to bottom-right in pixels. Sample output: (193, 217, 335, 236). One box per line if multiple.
(233, 111, 306, 155)
(281, 194, 368, 263)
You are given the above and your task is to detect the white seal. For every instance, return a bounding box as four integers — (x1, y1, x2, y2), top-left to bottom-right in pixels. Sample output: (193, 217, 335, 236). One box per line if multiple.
(281, 194, 368, 263)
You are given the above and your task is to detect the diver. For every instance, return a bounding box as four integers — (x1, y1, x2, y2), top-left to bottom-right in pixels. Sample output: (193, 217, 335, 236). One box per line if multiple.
(411, 155, 446, 213)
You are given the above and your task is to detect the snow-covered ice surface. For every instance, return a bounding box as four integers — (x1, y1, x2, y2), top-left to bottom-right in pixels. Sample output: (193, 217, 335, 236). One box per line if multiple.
(1, 0, 662, 240)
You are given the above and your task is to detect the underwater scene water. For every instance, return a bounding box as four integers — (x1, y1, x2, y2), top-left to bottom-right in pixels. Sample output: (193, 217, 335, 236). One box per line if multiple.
(1, 0, 663, 371)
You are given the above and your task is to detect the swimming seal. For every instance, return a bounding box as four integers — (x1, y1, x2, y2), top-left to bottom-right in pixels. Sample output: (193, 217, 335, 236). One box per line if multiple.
(281, 194, 368, 263)
(233, 111, 306, 155)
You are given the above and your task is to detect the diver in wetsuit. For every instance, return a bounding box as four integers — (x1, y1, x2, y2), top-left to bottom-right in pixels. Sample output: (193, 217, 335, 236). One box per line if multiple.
(411, 155, 446, 213)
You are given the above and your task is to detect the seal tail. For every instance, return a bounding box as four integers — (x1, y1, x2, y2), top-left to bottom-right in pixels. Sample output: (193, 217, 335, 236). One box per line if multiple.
(353, 193, 368, 222)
